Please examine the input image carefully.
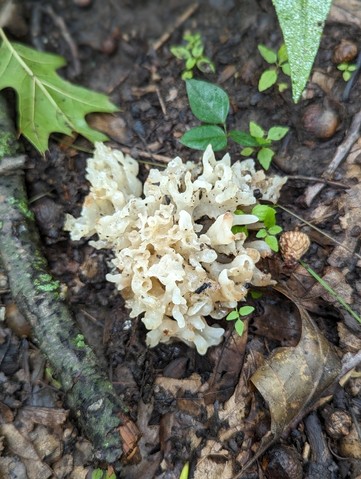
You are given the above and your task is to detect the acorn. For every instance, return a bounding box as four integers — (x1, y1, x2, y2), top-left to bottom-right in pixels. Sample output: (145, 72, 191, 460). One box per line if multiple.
(332, 40, 358, 65)
(301, 102, 340, 139)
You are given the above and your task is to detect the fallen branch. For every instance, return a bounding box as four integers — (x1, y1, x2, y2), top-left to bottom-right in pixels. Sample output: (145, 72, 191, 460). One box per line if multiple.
(0, 95, 141, 467)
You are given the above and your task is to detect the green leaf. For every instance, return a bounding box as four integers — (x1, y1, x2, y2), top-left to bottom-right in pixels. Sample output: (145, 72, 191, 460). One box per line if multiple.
(265, 235, 279, 252)
(180, 125, 227, 151)
(336, 63, 348, 71)
(281, 62, 291, 76)
(196, 58, 216, 73)
(231, 225, 249, 235)
(240, 147, 255, 156)
(229, 130, 260, 147)
(249, 121, 265, 138)
(170, 46, 191, 60)
(256, 229, 268, 238)
(258, 68, 278, 92)
(277, 43, 288, 64)
(268, 225, 283, 235)
(252, 204, 276, 225)
(272, 0, 333, 103)
(250, 290, 263, 299)
(181, 70, 194, 80)
(186, 79, 229, 124)
(342, 71, 352, 81)
(192, 44, 204, 58)
(185, 57, 197, 70)
(258, 44, 277, 64)
(235, 319, 245, 336)
(278, 82, 289, 92)
(348, 65, 357, 72)
(267, 126, 289, 141)
(257, 147, 275, 170)
(91, 470, 105, 479)
(238, 305, 255, 316)
(226, 310, 240, 321)
(0, 34, 117, 154)
(180, 462, 190, 479)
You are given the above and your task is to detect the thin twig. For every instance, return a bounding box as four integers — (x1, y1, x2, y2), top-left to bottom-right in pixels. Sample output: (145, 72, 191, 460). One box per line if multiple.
(287, 175, 349, 189)
(277, 203, 361, 260)
(152, 3, 199, 51)
(303, 110, 361, 206)
(121, 146, 172, 164)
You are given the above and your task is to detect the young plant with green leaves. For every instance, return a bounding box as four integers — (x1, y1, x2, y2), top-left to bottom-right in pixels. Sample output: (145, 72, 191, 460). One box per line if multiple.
(226, 305, 255, 336)
(232, 204, 282, 252)
(258, 43, 290, 93)
(170, 32, 215, 80)
(180, 79, 289, 170)
(0, 28, 117, 154)
(234, 121, 289, 170)
(337, 62, 357, 81)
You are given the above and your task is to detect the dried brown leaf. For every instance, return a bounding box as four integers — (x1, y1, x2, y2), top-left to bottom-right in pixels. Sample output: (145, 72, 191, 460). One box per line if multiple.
(234, 288, 341, 476)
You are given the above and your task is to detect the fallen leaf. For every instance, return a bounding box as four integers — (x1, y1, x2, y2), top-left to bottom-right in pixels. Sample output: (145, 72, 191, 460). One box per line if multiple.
(0, 31, 117, 153)
(237, 288, 341, 475)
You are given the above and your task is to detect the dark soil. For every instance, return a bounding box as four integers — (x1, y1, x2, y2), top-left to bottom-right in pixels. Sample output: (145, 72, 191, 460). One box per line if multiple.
(1, 1, 361, 478)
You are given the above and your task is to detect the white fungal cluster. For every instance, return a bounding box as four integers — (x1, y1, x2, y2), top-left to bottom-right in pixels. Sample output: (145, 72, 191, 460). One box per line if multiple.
(65, 143, 286, 354)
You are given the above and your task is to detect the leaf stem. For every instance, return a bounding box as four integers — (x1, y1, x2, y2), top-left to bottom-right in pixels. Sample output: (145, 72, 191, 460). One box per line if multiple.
(299, 259, 361, 325)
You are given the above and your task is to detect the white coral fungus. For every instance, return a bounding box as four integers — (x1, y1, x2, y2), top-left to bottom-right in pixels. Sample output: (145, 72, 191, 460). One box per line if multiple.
(65, 143, 286, 354)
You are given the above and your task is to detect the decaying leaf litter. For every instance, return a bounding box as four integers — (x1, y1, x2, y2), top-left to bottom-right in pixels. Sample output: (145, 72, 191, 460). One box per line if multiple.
(0, 0, 361, 478)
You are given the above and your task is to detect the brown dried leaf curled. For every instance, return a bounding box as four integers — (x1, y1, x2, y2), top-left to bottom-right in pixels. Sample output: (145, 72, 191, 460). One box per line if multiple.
(239, 288, 341, 474)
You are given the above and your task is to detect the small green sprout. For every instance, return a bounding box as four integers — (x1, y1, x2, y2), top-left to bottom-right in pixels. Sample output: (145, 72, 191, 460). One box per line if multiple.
(235, 121, 289, 170)
(232, 205, 282, 252)
(74, 333, 86, 348)
(337, 62, 357, 81)
(91, 469, 116, 479)
(226, 305, 255, 336)
(179, 462, 190, 479)
(170, 32, 215, 80)
(258, 43, 290, 92)
(252, 204, 283, 252)
(181, 79, 289, 169)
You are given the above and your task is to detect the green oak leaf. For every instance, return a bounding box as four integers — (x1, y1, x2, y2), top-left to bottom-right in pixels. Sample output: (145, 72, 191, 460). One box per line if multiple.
(0, 31, 118, 154)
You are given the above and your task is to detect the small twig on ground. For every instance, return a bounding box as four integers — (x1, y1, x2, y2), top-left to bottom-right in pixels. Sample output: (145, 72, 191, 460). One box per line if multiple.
(0, 95, 141, 467)
(152, 3, 199, 51)
(156, 87, 167, 116)
(121, 146, 172, 164)
(277, 203, 361, 261)
(30, 4, 81, 77)
(303, 110, 361, 206)
(287, 175, 349, 189)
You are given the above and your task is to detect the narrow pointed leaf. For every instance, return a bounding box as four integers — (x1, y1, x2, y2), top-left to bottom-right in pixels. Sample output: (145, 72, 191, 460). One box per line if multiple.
(272, 0, 333, 102)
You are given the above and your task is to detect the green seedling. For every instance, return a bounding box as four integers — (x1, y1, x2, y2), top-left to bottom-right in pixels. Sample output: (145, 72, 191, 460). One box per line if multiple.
(226, 305, 255, 336)
(181, 79, 289, 170)
(337, 62, 357, 81)
(170, 32, 215, 80)
(232, 205, 282, 252)
(235, 121, 289, 170)
(258, 43, 290, 92)
(74, 333, 86, 348)
(179, 462, 190, 479)
(91, 469, 116, 479)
